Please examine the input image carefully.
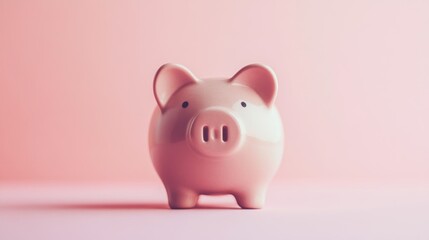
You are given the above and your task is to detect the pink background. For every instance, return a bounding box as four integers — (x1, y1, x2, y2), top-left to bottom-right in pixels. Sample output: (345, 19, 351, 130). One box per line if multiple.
(1, 0, 428, 183)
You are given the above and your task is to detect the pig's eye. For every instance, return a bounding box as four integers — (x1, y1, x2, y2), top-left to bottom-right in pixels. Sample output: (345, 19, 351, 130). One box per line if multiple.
(241, 101, 247, 108)
(182, 101, 189, 108)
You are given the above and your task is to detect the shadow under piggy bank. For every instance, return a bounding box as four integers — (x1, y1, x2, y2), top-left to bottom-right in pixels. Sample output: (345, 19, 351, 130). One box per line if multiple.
(1, 202, 243, 210)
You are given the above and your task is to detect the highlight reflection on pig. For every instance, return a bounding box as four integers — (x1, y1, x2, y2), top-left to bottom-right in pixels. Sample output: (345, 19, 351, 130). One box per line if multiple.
(149, 64, 284, 209)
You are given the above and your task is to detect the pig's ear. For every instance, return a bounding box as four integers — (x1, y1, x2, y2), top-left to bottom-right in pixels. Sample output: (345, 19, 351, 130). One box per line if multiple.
(153, 63, 198, 110)
(229, 64, 278, 107)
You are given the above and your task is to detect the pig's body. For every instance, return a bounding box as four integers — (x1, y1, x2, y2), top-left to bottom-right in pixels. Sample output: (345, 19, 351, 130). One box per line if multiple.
(149, 64, 284, 209)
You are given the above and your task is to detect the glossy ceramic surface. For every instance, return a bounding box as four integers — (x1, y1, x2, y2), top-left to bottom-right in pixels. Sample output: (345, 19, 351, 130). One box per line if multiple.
(149, 64, 284, 209)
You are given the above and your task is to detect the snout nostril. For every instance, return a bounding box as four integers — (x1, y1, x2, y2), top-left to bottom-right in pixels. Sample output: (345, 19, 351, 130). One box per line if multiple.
(222, 126, 228, 142)
(202, 126, 209, 142)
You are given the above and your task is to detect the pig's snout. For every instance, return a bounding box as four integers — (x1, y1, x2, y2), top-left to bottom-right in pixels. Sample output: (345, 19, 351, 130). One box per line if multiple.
(188, 108, 243, 157)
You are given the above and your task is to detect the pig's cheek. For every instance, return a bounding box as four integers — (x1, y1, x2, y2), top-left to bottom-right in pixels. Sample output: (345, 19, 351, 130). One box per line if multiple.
(159, 110, 194, 144)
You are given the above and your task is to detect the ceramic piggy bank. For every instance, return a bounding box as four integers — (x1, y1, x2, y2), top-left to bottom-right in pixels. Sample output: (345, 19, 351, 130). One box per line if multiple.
(149, 63, 284, 209)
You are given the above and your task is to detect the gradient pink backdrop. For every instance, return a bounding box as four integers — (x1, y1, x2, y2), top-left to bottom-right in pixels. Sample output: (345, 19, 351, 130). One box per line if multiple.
(0, 0, 428, 183)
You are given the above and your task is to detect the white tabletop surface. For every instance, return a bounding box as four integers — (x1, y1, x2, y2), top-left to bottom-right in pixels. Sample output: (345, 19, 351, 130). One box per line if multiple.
(0, 181, 428, 240)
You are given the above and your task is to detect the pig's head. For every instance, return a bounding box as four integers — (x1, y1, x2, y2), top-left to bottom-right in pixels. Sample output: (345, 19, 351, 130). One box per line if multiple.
(153, 63, 281, 158)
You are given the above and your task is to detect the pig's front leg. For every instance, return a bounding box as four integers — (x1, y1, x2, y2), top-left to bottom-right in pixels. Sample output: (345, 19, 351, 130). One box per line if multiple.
(234, 188, 267, 209)
(167, 188, 199, 209)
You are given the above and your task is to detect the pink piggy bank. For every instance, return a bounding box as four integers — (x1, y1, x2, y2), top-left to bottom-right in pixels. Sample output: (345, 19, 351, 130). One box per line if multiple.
(149, 63, 284, 209)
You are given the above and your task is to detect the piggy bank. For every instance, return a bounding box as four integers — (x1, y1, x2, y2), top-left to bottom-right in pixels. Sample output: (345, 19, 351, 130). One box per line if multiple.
(148, 63, 284, 209)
